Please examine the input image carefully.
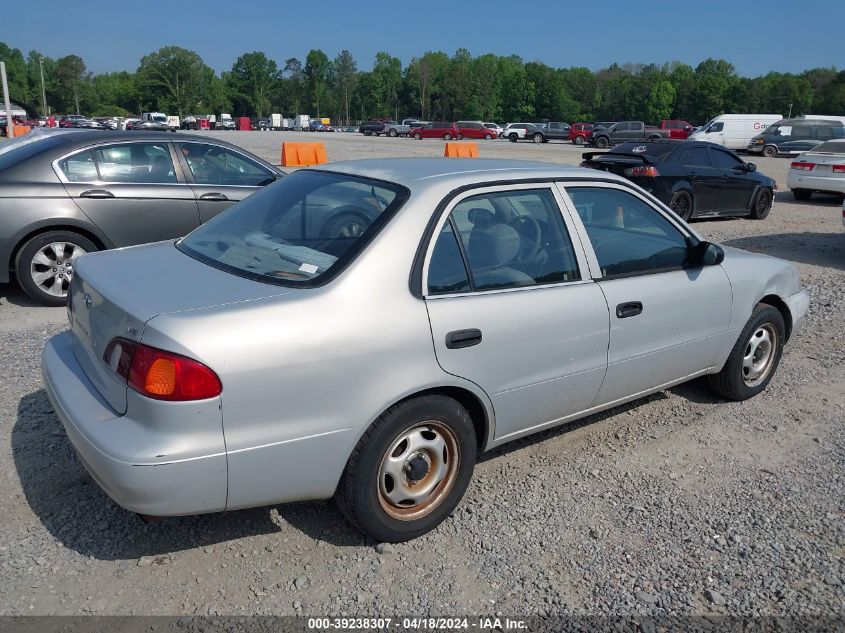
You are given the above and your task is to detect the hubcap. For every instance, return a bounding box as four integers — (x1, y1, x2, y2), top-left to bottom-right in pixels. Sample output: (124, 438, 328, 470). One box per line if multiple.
(742, 324, 778, 386)
(377, 422, 460, 521)
(30, 242, 86, 298)
(336, 221, 364, 238)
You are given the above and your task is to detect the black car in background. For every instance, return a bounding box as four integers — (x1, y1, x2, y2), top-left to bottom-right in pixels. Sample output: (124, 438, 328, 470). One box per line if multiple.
(358, 120, 385, 136)
(581, 141, 776, 221)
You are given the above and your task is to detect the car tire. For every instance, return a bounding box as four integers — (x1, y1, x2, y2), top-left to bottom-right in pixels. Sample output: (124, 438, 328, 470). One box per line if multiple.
(363, 131, 371, 136)
(762, 145, 778, 158)
(669, 191, 694, 221)
(414, 132, 422, 140)
(573, 135, 585, 145)
(792, 189, 811, 201)
(647, 135, 661, 141)
(708, 304, 785, 401)
(456, 133, 463, 140)
(595, 136, 609, 148)
(335, 395, 477, 542)
(484, 133, 492, 140)
(508, 134, 518, 143)
(750, 188, 773, 220)
(444, 133, 452, 141)
(388, 129, 398, 137)
(532, 133, 544, 144)
(324, 212, 369, 238)
(15, 230, 97, 307)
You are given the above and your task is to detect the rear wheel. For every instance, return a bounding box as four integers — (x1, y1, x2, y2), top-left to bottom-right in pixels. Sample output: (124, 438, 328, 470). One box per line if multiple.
(792, 189, 812, 201)
(669, 191, 694, 221)
(508, 134, 518, 143)
(443, 133, 452, 141)
(324, 213, 369, 239)
(15, 230, 97, 307)
(414, 132, 422, 140)
(532, 133, 544, 144)
(762, 145, 778, 158)
(335, 395, 476, 542)
(708, 304, 784, 401)
(750, 187, 773, 219)
(456, 133, 463, 140)
(595, 136, 609, 148)
(388, 129, 398, 137)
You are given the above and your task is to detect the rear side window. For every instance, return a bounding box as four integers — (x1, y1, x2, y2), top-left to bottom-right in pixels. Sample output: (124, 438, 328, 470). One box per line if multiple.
(427, 188, 580, 293)
(427, 221, 471, 295)
(59, 150, 98, 182)
(566, 187, 689, 278)
(92, 143, 176, 183)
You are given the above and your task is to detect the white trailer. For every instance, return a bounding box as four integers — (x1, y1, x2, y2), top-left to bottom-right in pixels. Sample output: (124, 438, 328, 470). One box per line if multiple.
(294, 114, 310, 131)
(269, 113, 284, 130)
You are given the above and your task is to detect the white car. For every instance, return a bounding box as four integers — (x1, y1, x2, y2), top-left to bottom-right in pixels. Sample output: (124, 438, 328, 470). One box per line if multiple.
(483, 122, 504, 138)
(787, 139, 845, 201)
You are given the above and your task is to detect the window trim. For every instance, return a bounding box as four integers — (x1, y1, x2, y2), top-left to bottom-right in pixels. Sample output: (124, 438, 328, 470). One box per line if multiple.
(421, 183, 590, 299)
(52, 140, 187, 186)
(556, 181, 698, 281)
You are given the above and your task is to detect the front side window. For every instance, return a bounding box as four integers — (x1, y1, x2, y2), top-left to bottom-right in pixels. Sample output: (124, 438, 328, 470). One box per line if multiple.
(566, 187, 690, 279)
(179, 142, 274, 186)
(681, 147, 712, 167)
(92, 143, 176, 183)
(427, 188, 580, 293)
(179, 171, 406, 286)
(708, 122, 724, 133)
(709, 148, 743, 169)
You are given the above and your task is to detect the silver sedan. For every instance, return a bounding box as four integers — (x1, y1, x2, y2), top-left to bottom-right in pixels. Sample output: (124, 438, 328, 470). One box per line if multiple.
(42, 159, 809, 542)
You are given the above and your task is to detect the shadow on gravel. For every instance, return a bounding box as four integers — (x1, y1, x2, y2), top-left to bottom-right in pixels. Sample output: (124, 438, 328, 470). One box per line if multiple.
(668, 377, 724, 404)
(0, 281, 40, 308)
(773, 190, 843, 207)
(13, 389, 282, 561)
(724, 232, 845, 270)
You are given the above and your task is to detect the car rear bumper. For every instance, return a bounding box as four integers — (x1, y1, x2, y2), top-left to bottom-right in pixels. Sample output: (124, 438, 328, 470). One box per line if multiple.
(785, 288, 810, 340)
(41, 331, 227, 516)
(787, 172, 845, 194)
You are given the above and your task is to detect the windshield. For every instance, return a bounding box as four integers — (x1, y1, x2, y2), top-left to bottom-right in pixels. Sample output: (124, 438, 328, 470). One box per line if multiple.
(810, 140, 845, 154)
(153, 115, 167, 123)
(178, 170, 408, 287)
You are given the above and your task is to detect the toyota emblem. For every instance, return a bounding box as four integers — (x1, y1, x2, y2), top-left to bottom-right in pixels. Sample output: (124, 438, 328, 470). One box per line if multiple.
(83, 293, 92, 309)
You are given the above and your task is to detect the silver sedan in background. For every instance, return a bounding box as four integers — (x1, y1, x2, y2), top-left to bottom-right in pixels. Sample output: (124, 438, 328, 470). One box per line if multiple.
(42, 159, 809, 542)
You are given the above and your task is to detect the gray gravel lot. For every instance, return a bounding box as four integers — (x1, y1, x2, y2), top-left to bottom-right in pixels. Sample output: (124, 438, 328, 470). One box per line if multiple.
(0, 132, 843, 618)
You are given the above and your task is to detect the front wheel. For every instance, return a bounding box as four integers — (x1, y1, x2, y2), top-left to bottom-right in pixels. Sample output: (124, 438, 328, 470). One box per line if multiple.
(573, 135, 585, 145)
(762, 145, 778, 158)
(443, 133, 452, 141)
(484, 133, 492, 140)
(388, 129, 398, 137)
(750, 188, 773, 219)
(708, 304, 785, 401)
(508, 134, 518, 143)
(595, 136, 609, 148)
(414, 132, 422, 140)
(335, 395, 477, 542)
(15, 230, 97, 306)
(532, 133, 544, 144)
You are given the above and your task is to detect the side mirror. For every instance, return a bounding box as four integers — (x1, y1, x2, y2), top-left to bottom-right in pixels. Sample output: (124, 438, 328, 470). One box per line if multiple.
(746, 162, 757, 172)
(690, 240, 725, 266)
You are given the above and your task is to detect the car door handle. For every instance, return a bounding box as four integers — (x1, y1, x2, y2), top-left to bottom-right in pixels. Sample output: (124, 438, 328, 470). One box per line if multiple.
(445, 329, 482, 349)
(79, 189, 114, 199)
(616, 302, 643, 319)
(199, 192, 229, 201)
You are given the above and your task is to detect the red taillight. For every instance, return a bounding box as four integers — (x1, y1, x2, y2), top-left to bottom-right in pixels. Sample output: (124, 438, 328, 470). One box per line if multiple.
(791, 161, 815, 171)
(104, 338, 221, 401)
(624, 165, 660, 177)
(832, 164, 845, 173)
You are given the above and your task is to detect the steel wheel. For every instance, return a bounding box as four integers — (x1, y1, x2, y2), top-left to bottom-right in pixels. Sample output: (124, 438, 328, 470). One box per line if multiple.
(377, 421, 460, 521)
(30, 241, 86, 299)
(742, 324, 778, 387)
(762, 145, 777, 158)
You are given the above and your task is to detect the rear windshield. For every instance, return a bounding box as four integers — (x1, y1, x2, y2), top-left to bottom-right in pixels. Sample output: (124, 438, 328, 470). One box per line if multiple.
(0, 133, 70, 171)
(608, 143, 676, 159)
(178, 170, 408, 287)
(811, 140, 845, 153)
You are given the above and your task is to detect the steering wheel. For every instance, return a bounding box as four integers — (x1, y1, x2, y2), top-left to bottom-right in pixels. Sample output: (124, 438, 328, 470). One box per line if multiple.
(510, 215, 542, 262)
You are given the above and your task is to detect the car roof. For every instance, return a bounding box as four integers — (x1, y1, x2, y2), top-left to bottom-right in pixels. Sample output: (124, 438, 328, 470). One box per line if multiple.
(307, 158, 625, 192)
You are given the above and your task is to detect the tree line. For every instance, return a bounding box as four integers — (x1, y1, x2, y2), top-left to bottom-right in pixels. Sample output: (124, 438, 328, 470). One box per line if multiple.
(2, 42, 844, 125)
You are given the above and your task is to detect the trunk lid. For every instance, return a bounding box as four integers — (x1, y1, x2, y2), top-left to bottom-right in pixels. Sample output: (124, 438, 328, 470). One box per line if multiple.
(68, 240, 296, 414)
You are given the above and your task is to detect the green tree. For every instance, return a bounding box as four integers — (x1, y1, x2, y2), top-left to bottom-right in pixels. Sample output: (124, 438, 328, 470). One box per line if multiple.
(137, 46, 214, 117)
(304, 49, 330, 117)
(645, 80, 676, 122)
(333, 50, 357, 124)
(55, 54, 88, 114)
(229, 51, 278, 117)
(0, 42, 31, 107)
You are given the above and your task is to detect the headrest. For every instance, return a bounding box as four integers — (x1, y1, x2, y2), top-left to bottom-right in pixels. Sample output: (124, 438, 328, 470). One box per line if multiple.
(468, 221, 520, 268)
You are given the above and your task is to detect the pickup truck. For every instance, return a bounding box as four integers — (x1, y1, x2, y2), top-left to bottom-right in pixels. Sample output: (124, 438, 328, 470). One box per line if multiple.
(589, 121, 669, 148)
(531, 121, 571, 143)
(384, 119, 427, 137)
(660, 119, 695, 139)
(359, 120, 386, 136)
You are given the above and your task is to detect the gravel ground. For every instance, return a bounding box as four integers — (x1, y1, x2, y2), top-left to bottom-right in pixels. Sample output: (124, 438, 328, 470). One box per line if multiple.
(0, 133, 843, 619)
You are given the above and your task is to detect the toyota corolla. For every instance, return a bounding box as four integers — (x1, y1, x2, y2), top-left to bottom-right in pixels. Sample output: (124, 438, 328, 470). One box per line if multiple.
(42, 159, 809, 542)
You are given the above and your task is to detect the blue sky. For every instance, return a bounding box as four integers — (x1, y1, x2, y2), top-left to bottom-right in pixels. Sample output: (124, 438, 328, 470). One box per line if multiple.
(7, 0, 843, 76)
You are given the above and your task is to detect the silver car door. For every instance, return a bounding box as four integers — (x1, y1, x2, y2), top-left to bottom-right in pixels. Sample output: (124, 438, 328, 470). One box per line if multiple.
(558, 182, 734, 406)
(423, 184, 610, 442)
(57, 141, 199, 247)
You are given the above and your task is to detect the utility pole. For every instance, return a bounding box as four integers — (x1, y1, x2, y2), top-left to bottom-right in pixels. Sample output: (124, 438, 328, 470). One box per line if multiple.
(39, 57, 48, 116)
(1, 62, 13, 139)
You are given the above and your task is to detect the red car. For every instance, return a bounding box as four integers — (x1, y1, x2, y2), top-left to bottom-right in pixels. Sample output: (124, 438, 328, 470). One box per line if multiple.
(456, 121, 497, 140)
(569, 123, 595, 145)
(660, 119, 695, 139)
(409, 121, 460, 140)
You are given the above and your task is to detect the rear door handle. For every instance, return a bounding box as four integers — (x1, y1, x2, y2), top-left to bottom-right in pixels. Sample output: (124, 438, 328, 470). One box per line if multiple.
(616, 302, 643, 319)
(80, 189, 114, 199)
(445, 329, 482, 349)
(199, 192, 229, 201)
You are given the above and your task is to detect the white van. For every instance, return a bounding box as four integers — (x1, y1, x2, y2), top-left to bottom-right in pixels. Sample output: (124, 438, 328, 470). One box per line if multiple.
(689, 114, 782, 150)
